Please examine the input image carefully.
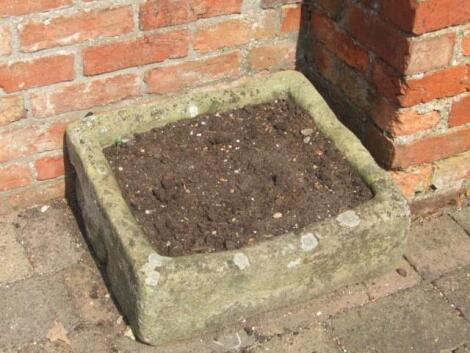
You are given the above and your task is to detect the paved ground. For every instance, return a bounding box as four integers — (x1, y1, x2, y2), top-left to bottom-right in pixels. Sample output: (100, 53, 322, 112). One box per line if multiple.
(0, 199, 469, 353)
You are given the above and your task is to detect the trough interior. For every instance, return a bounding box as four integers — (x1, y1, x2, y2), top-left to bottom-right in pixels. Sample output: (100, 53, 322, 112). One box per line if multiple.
(103, 98, 373, 257)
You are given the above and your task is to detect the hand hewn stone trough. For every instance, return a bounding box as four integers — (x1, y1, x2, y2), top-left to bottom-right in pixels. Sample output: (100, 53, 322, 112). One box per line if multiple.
(66, 71, 410, 346)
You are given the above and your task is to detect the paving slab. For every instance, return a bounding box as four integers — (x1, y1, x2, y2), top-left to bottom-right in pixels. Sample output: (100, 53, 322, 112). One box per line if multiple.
(434, 266, 470, 321)
(405, 214, 470, 280)
(113, 328, 255, 353)
(328, 285, 470, 353)
(454, 344, 470, 353)
(61, 263, 121, 326)
(246, 323, 340, 353)
(451, 207, 470, 234)
(2, 341, 66, 353)
(0, 221, 33, 286)
(12, 201, 84, 275)
(0, 274, 79, 349)
(245, 282, 368, 338)
(364, 258, 420, 301)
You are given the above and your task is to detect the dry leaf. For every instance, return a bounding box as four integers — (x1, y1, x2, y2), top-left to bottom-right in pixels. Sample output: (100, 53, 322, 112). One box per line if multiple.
(47, 320, 71, 345)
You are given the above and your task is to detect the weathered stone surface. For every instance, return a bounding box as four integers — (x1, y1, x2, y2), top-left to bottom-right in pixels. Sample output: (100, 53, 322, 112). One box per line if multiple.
(364, 258, 420, 300)
(67, 70, 410, 346)
(0, 274, 79, 348)
(246, 323, 340, 353)
(451, 207, 470, 234)
(329, 285, 470, 353)
(405, 214, 470, 280)
(434, 266, 470, 321)
(13, 200, 83, 274)
(0, 221, 33, 285)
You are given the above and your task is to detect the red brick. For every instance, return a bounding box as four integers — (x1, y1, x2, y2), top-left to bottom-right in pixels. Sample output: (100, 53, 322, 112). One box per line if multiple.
(83, 30, 188, 76)
(19, 6, 134, 52)
(406, 33, 455, 74)
(393, 127, 470, 168)
(463, 32, 470, 56)
(311, 9, 369, 72)
(281, 4, 302, 32)
(0, 0, 72, 17)
(381, 0, 470, 34)
(145, 52, 241, 94)
(410, 187, 464, 216)
(309, 41, 338, 83)
(399, 65, 470, 107)
(449, 95, 470, 127)
(389, 165, 433, 198)
(249, 41, 296, 71)
(316, 0, 344, 18)
(346, 5, 408, 71)
(0, 55, 74, 93)
(0, 23, 11, 56)
(193, 14, 276, 53)
(371, 60, 402, 102)
(0, 95, 25, 126)
(373, 62, 470, 107)
(140, 0, 242, 30)
(365, 122, 395, 168)
(0, 122, 67, 163)
(31, 74, 140, 118)
(379, 0, 415, 33)
(310, 41, 372, 109)
(414, 0, 470, 34)
(0, 163, 32, 191)
(370, 98, 440, 136)
(6, 179, 66, 213)
(35, 155, 65, 180)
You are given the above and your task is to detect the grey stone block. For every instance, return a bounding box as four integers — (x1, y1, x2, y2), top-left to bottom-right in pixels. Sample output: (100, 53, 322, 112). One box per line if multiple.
(66, 71, 410, 345)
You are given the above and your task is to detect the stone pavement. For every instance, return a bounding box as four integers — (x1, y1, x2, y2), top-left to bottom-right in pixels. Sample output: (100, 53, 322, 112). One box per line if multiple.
(0, 199, 469, 353)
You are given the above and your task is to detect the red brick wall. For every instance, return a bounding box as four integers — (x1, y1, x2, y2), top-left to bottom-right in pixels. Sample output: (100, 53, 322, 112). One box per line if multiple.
(1, 0, 469, 213)
(304, 0, 470, 207)
(0, 0, 301, 214)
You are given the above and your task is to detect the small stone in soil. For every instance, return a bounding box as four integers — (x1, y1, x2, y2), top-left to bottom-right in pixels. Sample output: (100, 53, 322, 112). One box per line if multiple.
(273, 212, 283, 219)
(301, 128, 314, 136)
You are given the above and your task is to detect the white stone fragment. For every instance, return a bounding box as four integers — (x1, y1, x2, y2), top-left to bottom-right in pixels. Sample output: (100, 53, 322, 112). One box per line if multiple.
(287, 258, 301, 268)
(148, 252, 171, 268)
(301, 233, 319, 252)
(336, 210, 361, 228)
(145, 271, 160, 287)
(188, 104, 199, 118)
(233, 253, 250, 270)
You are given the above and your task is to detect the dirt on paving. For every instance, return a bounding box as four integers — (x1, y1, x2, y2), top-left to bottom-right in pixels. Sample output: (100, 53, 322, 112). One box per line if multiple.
(104, 99, 373, 257)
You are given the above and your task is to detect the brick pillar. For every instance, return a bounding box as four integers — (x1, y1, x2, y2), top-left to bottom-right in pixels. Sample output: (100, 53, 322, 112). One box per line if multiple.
(306, 0, 470, 207)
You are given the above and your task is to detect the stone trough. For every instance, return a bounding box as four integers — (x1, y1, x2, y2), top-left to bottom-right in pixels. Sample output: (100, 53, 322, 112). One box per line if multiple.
(66, 71, 410, 346)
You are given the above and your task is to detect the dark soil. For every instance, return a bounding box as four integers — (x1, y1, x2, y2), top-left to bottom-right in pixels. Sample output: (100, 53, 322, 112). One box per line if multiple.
(104, 99, 373, 257)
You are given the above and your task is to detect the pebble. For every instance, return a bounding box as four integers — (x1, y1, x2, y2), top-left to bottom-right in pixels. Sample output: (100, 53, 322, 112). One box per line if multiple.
(303, 136, 311, 144)
(124, 327, 135, 340)
(301, 128, 314, 136)
(273, 212, 283, 219)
